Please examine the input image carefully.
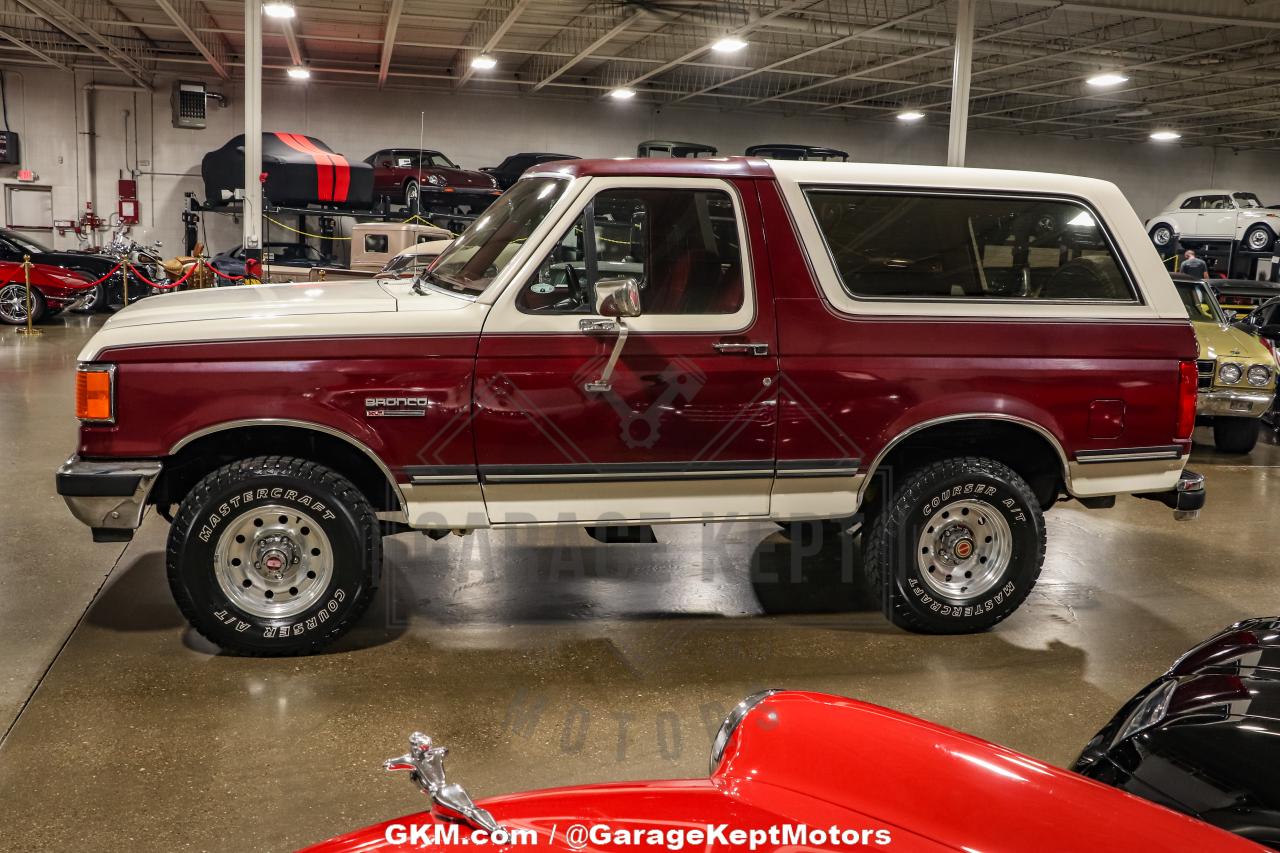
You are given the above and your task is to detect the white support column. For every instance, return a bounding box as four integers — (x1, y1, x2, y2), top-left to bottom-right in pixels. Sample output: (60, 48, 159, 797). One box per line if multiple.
(947, 0, 975, 167)
(243, 0, 263, 261)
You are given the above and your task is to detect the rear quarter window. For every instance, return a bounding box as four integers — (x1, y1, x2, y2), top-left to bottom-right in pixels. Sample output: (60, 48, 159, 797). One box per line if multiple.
(804, 190, 1137, 303)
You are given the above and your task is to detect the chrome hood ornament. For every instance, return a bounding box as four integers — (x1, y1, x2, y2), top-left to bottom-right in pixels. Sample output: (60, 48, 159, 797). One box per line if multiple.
(385, 732, 501, 833)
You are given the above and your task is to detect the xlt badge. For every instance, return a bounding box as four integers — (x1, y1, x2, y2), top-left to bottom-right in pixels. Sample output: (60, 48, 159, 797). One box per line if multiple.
(366, 397, 428, 418)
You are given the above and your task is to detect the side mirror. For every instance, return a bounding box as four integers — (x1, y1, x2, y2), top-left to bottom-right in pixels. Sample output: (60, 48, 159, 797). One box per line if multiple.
(594, 277, 641, 318)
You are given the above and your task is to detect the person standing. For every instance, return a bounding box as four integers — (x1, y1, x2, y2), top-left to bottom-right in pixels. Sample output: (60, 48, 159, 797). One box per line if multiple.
(1181, 248, 1208, 280)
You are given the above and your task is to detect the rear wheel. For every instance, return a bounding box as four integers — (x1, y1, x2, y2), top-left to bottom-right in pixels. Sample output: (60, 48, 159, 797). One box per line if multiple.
(166, 456, 381, 655)
(863, 456, 1045, 634)
(1213, 417, 1260, 453)
(0, 282, 46, 324)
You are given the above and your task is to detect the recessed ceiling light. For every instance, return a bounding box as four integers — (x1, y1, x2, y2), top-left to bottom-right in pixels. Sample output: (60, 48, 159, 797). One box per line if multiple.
(471, 54, 497, 70)
(897, 110, 925, 122)
(609, 87, 636, 100)
(1150, 130, 1181, 141)
(1086, 72, 1129, 87)
(711, 36, 748, 53)
(263, 2, 296, 19)
(286, 65, 310, 79)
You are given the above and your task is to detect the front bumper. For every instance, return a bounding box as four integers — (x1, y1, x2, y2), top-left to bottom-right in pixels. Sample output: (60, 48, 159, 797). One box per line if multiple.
(1135, 468, 1206, 519)
(56, 455, 162, 542)
(1197, 387, 1273, 418)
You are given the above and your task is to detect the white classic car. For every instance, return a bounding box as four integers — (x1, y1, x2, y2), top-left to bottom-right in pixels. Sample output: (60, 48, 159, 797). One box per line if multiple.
(1145, 189, 1279, 253)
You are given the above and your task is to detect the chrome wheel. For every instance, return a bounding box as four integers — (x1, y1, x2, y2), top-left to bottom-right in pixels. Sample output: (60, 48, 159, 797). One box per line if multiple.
(1150, 226, 1173, 247)
(916, 499, 1012, 601)
(79, 283, 101, 312)
(1246, 227, 1273, 252)
(405, 180, 420, 211)
(0, 283, 31, 323)
(213, 504, 335, 619)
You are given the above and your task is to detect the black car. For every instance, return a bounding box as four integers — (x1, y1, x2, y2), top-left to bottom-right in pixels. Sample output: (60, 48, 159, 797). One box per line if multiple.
(203, 132, 374, 209)
(1211, 278, 1280, 319)
(1238, 296, 1280, 346)
(0, 227, 149, 313)
(480, 152, 579, 189)
(1075, 618, 1280, 849)
(744, 143, 849, 161)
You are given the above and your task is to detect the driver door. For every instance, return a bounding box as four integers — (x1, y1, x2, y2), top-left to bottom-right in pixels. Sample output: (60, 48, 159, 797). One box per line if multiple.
(473, 178, 778, 526)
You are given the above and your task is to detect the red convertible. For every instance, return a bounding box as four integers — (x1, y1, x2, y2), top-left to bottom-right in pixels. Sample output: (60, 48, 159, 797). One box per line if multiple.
(302, 691, 1257, 852)
(0, 260, 92, 324)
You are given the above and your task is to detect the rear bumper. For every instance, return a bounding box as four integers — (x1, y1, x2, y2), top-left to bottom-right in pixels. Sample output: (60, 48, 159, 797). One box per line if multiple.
(1197, 387, 1272, 418)
(56, 455, 162, 541)
(1135, 468, 1206, 517)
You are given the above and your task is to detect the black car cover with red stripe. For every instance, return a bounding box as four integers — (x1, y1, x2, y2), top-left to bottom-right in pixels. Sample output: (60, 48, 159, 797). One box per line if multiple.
(202, 132, 373, 208)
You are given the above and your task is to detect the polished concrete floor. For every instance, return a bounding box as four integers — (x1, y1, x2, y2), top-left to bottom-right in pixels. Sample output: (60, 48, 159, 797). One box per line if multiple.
(3, 315, 1280, 851)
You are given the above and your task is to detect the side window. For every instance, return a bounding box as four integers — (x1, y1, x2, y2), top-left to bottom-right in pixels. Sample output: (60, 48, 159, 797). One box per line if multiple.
(1205, 195, 1232, 210)
(1181, 196, 1202, 210)
(805, 191, 1136, 302)
(364, 234, 388, 254)
(517, 187, 745, 315)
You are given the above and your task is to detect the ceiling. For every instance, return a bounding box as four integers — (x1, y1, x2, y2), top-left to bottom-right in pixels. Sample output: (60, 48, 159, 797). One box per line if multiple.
(4, 0, 1280, 150)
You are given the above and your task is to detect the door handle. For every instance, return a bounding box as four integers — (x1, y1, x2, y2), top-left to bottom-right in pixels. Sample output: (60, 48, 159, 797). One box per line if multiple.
(713, 342, 770, 356)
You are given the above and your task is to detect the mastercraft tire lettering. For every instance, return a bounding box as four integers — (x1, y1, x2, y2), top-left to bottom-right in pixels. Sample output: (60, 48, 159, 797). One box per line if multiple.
(166, 456, 380, 655)
(863, 456, 1046, 634)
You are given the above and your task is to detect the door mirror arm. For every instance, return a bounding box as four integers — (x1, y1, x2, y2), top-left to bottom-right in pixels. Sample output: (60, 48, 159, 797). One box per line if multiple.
(579, 277, 642, 393)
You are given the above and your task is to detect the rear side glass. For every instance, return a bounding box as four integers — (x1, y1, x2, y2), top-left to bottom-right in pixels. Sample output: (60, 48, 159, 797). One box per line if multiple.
(805, 190, 1137, 302)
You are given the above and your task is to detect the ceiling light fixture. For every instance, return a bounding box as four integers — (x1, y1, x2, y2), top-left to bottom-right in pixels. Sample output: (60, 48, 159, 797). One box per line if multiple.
(609, 87, 636, 100)
(897, 110, 925, 122)
(1149, 130, 1181, 142)
(711, 36, 748, 53)
(471, 54, 497, 70)
(1086, 72, 1129, 87)
(287, 65, 310, 79)
(263, 2, 296, 19)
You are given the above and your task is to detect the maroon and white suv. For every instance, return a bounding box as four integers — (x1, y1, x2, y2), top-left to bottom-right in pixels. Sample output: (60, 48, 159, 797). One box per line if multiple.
(57, 157, 1205, 655)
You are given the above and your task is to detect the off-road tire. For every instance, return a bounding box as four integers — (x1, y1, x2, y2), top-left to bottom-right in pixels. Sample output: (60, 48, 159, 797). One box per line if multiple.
(1213, 417, 1260, 454)
(863, 456, 1045, 634)
(166, 456, 380, 655)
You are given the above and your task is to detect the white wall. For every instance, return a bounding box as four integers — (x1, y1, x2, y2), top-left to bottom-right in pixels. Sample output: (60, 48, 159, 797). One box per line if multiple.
(3, 67, 1280, 257)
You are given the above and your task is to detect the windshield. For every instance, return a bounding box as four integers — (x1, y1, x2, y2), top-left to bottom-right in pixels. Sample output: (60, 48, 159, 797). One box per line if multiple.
(1175, 280, 1226, 324)
(1233, 192, 1263, 209)
(422, 177, 569, 296)
(2, 230, 51, 253)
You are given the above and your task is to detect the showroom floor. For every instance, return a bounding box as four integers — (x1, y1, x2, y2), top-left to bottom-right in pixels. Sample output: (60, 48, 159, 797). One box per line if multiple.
(2, 316, 1279, 852)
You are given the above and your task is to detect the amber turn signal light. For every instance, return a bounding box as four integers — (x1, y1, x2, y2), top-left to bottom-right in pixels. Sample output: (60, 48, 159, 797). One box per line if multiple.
(76, 366, 114, 422)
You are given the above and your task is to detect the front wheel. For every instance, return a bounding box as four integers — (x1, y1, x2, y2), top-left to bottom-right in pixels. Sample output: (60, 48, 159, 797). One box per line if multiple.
(0, 282, 46, 324)
(166, 456, 381, 655)
(404, 179, 420, 212)
(863, 456, 1046, 634)
(1213, 417, 1260, 453)
(1243, 225, 1276, 253)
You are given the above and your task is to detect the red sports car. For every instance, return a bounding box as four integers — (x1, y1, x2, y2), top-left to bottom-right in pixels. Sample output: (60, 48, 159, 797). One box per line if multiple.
(0, 260, 93, 324)
(365, 147, 501, 213)
(302, 691, 1256, 852)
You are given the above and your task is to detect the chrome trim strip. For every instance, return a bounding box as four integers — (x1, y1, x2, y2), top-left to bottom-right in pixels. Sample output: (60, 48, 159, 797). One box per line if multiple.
(709, 689, 781, 776)
(168, 418, 406, 513)
(1074, 445, 1184, 464)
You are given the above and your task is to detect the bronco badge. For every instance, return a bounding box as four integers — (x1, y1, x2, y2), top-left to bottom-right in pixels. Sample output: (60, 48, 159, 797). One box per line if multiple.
(366, 397, 429, 418)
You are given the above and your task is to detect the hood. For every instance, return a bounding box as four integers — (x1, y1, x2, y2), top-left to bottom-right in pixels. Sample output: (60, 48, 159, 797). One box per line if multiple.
(77, 279, 488, 361)
(431, 167, 497, 189)
(1191, 317, 1273, 365)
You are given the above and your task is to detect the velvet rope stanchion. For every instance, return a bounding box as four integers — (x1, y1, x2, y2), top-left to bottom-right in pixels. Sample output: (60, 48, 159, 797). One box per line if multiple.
(15, 255, 41, 336)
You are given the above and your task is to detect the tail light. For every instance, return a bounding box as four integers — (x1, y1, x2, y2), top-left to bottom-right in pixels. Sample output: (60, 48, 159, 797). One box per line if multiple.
(1176, 359, 1197, 440)
(75, 363, 115, 423)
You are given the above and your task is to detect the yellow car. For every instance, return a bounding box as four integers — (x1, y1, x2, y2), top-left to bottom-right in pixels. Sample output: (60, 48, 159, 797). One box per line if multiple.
(1175, 277, 1278, 452)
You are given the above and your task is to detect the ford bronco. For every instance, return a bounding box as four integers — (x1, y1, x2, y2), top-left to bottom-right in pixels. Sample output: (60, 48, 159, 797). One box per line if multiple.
(57, 157, 1205, 655)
